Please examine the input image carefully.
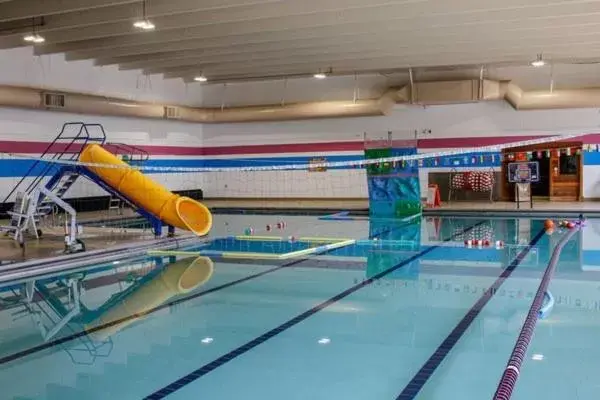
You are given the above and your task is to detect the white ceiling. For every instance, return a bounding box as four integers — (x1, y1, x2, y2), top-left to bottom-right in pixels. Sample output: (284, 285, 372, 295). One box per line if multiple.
(3, 0, 600, 89)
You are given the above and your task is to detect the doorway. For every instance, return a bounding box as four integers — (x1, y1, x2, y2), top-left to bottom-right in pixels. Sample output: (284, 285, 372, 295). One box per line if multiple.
(530, 151, 550, 197)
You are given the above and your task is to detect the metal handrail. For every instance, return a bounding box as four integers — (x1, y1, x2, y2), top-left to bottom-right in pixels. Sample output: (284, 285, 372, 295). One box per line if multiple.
(106, 142, 149, 163)
(2, 123, 107, 204)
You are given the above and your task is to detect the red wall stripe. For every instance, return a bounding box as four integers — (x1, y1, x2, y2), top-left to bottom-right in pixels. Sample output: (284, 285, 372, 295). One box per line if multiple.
(0, 134, 595, 156)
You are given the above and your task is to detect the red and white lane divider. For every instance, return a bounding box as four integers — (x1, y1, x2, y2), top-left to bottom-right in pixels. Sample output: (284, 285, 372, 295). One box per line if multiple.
(464, 239, 504, 249)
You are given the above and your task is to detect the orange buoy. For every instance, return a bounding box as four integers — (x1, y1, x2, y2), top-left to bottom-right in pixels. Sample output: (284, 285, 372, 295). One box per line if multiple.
(544, 219, 555, 231)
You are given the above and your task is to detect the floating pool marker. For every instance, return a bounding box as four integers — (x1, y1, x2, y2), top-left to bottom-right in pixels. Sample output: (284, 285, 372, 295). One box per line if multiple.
(149, 237, 355, 260)
(464, 239, 495, 249)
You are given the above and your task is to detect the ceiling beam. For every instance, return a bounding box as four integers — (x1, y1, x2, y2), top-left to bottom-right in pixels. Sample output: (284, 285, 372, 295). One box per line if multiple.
(115, 30, 600, 73)
(34, 0, 600, 55)
(65, 7, 600, 61)
(0, 0, 138, 22)
(69, 20, 600, 67)
(162, 44, 600, 81)
(117, 37, 398, 70)
(63, 3, 600, 61)
(86, 1, 600, 65)
(0, 0, 279, 46)
(160, 54, 531, 79)
(145, 48, 395, 75)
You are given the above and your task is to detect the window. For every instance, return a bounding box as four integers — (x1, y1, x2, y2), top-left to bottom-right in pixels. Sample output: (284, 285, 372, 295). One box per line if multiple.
(559, 155, 578, 175)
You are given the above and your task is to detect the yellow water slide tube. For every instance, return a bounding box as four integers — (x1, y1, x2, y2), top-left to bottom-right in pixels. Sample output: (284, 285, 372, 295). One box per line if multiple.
(85, 256, 214, 341)
(79, 144, 212, 236)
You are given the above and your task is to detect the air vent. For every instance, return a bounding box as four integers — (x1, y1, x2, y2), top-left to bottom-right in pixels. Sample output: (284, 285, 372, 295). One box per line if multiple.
(164, 106, 180, 119)
(42, 92, 65, 108)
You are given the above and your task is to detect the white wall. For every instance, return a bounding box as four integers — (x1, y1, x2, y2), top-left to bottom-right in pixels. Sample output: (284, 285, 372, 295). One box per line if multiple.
(4, 45, 600, 200)
(202, 101, 600, 198)
(1, 100, 599, 201)
(0, 107, 205, 201)
(2, 51, 600, 201)
(0, 47, 203, 106)
(0, 46, 209, 201)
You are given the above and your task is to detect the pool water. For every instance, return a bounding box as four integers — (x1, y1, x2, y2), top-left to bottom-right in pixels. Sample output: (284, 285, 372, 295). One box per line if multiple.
(0, 214, 597, 399)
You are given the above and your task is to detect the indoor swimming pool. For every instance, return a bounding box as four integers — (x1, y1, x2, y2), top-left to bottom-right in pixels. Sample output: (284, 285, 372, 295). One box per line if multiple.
(0, 214, 597, 399)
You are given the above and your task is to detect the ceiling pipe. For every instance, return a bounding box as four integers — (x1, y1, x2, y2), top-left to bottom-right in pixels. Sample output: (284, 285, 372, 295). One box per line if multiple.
(178, 87, 406, 123)
(0, 85, 407, 123)
(1, 81, 600, 123)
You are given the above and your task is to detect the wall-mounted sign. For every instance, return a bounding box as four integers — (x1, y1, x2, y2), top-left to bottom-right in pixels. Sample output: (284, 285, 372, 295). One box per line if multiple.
(508, 161, 540, 183)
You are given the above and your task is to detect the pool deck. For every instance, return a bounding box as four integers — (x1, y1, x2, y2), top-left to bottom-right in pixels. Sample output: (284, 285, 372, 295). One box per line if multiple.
(1, 198, 597, 262)
(0, 224, 156, 263)
(427, 200, 600, 217)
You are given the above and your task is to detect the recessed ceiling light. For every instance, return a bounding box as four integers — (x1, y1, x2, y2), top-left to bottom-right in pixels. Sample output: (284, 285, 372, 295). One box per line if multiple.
(313, 73, 327, 79)
(194, 75, 208, 82)
(317, 337, 331, 344)
(24, 34, 45, 44)
(201, 337, 214, 344)
(133, 20, 155, 30)
(532, 354, 544, 361)
(531, 54, 546, 67)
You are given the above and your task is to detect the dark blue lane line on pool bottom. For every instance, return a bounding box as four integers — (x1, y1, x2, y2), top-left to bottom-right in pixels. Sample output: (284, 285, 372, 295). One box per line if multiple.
(395, 228, 546, 400)
(143, 221, 485, 399)
(0, 218, 409, 366)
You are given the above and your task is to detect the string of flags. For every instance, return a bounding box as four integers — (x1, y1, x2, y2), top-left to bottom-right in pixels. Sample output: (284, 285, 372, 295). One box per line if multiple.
(360, 145, 590, 169)
(504, 146, 583, 161)
(361, 154, 498, 168)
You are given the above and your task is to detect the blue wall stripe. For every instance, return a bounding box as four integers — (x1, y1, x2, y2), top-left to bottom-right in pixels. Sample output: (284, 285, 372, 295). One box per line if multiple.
(0, 152, 504, 178)
(4, 150, 600, 178)
(583, 151, 600, 166)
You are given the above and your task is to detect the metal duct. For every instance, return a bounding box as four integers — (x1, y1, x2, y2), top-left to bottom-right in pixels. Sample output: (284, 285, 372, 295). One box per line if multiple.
(503, 83, 600, 110)
(0, 85, 406, 122)
(410, 79, 502, 104)
(179, 98, 393, 123)
(0, 81, 599, 123)
(0, 85, 40, 108)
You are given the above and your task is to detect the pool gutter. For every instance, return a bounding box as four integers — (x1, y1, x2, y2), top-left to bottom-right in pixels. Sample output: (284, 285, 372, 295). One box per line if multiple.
(423, 209, 597, 218)
(0, 234, 204, 284)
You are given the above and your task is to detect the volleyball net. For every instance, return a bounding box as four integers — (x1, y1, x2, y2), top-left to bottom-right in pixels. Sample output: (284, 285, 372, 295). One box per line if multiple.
(0, 131, 588, 228)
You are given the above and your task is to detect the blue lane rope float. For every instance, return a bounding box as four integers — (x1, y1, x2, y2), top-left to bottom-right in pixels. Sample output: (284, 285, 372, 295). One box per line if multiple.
(537, 291, 554, 319)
